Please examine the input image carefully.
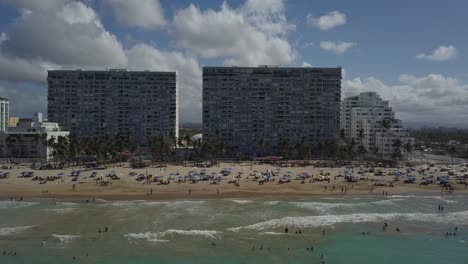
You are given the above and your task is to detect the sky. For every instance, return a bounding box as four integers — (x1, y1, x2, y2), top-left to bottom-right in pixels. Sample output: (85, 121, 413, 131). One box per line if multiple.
(0, 0, 467, 127)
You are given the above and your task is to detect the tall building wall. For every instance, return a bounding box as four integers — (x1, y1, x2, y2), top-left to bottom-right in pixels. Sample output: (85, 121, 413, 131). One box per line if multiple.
(47, 69, 178, 146)
(203, 66, 342, 156)
(0, 97, 9, 132)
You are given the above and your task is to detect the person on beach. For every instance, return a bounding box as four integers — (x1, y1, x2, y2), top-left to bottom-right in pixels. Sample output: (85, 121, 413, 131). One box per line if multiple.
(105, 226, 108, 232)
(285, 227, 289, 233)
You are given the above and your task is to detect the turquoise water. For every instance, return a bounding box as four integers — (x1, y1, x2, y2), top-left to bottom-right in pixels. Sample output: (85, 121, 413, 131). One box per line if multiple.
(0, 195, 467, 263)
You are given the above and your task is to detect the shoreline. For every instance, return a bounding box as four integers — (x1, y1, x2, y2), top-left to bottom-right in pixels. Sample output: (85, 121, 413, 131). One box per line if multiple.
(1, 188, 465, 202)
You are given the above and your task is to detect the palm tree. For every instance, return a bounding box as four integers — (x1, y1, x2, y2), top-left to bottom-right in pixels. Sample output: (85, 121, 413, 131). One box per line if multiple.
(357, 129, 365, 145)
(33, 133, 52, 164)
(183, 134, 192, 149)
(256, 138, 266, 157)
(303, 144, 313, 160)
(339, 128, 347, 145)
(177, 137, 184, 149)
(5, 134, 20, 159)
(391, 138, 403, 164)
(404, 142, 413, 161)
(448, 145, 456, 165)
(47, 136, 57, 165)
(278, 140, 295, 160)
(357, 145, 367, 160)
(149, 136, 171, 162)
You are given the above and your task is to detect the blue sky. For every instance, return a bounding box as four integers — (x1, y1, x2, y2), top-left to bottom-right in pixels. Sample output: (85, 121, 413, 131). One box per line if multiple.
(0, 0, 467, 127)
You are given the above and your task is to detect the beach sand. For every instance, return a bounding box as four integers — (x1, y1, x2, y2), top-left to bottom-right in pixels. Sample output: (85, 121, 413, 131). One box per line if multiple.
(0, 162, 467, 200)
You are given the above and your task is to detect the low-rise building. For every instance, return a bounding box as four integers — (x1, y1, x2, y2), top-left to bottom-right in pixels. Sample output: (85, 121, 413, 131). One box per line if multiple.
(8, 116, 19, 128)
(0, 113, 69, 161)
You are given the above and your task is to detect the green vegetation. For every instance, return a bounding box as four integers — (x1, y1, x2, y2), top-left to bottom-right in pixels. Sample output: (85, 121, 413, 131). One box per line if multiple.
(411, 128, 468, 144)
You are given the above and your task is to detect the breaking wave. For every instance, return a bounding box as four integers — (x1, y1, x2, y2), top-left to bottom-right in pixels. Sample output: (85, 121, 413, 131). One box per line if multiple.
(44, 208, 76, 214)
(230, 200, 253, 204)
(227, 210, 468, 232)
(124, 233, 169, 243)
(0, 201, 37, 209)
(0, 226, 34, 236)
(52, 234, 80, 243)
(125, 229, 220, 243)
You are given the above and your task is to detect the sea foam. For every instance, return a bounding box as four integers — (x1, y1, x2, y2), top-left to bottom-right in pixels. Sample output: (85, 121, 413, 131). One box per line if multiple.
(52, 234, 80, 243)
(0, 226, 34, 236)
(227, 210, 468, 232)
(290, 199, 401, 213)
(44, 208, 76, 214)
(160, 229, 219, 239)
(0, 201, 37, 209)
(124, 232, 169, 243)
(125, 229, 220, 242)
(230, 200, 253, 204)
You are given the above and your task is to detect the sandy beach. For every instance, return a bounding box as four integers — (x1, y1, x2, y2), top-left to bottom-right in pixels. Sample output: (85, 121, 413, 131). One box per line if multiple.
(1, 161, 467, 200)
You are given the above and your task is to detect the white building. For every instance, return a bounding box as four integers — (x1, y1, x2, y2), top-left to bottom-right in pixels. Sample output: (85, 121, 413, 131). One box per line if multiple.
(0, 97, 8, 132)
(341, 92, 414, 159)
(0, 113, 69, 161)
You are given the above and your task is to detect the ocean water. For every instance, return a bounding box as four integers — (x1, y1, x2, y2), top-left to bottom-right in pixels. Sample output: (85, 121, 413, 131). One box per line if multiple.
(0, 195, 467, 264)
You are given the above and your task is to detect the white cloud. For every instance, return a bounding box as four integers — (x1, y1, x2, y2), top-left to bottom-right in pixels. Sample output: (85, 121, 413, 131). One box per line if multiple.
(1, 1, 127, 68)
(104, 0, 166, 29)
(0, 0, 203, 122)
(416, 45, 458, 61)
(320, 41, 356, 54)
(343, 74, 468, 124)
(57, 1, 98, 25)
(307, 11, 346, 31)
(172, 1, 296, 66)
(301, 61, 312, 67)
(0, 0, 68, 12)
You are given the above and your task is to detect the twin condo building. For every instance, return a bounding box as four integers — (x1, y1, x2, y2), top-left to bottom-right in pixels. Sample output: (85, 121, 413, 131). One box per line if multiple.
(47, 66, 341, 157)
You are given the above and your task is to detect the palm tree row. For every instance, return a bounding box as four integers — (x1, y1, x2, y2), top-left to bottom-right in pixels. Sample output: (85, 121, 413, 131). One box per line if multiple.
(45, 133, 133, 167)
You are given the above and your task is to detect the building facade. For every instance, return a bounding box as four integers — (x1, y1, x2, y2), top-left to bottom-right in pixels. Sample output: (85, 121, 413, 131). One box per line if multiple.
(8, 116, 19, 128)
(47, 69, 178, 146)
(341, 92, 414, 159)
(0, 113, 69, 161)
(203, 66, 342, 156)
(0, 97, 8, 132)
